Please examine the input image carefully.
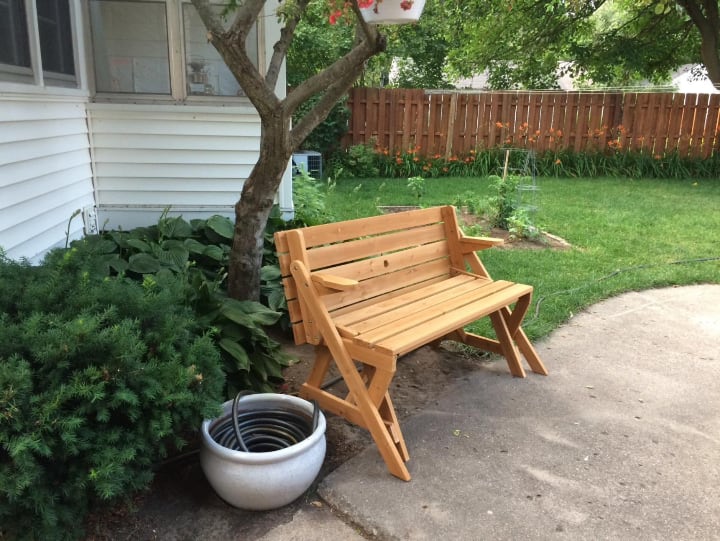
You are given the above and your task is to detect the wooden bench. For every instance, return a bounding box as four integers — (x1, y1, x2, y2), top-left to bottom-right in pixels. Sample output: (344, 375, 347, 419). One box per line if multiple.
(275, 205, 547, 481)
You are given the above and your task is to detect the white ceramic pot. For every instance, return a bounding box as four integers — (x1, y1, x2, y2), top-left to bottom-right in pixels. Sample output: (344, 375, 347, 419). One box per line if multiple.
(361, 0, 426, 24)
(200, 394, 326, 511)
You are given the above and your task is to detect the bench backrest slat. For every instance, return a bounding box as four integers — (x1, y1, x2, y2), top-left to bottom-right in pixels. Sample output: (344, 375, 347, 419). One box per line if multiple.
(276, 206, 462, 345)
(305, 223, 447, 271)
(296, 206, 444, 248)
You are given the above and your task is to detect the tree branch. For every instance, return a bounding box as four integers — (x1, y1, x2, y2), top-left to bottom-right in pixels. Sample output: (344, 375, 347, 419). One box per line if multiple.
(266, 0, 312, 90)
(190, 0, 225, 35)
(227, 0, 266, 36)
(678, 0, 710, 34)
(191, 0, 279, 119)
(285, 22, 385, 115)
(289, 59, 362, 148)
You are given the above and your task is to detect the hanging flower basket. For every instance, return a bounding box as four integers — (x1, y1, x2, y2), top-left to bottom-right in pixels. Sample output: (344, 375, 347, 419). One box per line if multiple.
(360, 0, 426, 25)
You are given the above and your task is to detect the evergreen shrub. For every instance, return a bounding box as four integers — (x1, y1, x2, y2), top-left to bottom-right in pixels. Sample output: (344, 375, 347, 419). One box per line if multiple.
(0, 251, 225, 540)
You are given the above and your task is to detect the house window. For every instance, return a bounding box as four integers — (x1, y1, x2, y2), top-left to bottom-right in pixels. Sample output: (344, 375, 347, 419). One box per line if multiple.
(0, 0, 31, 70)
(89, 0, 259, 100)
(0, 0, 77, 87)
(89, 1, 171, 94)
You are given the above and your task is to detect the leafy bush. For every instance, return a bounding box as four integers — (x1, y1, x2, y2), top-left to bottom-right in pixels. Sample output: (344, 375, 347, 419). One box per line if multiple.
(486, 174, 521, 229)
(290, 168, 335, 227)
(85, 213, 290, 395)
(329, 141, 381, 178)
(0, 253, 224, 540)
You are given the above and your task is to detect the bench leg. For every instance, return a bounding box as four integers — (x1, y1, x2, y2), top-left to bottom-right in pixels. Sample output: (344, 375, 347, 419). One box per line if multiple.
(501, 307, 548, 376)
(447, 308, 548, 377)
(490, 311, 526, 378)
(300, 346, 412, 481)
(306, 346, 333, 388)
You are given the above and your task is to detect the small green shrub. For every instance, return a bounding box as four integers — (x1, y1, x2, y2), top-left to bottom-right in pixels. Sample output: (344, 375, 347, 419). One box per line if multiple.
(486, 174, 522, 229)
(329, 142, 381, 178)
(87, 213, 290, 395)
(0, 254, 224, 540)
(406, 176, 426, 204)
(290, 169, 335, 227)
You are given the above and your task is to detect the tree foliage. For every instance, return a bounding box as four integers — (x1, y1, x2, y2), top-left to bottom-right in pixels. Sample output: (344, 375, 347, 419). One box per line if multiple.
(439, 0, 719, 89)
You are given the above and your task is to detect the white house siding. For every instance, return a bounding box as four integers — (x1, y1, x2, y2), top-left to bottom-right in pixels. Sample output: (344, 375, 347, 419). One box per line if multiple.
(89, 103, 293, 230)
(0, 96, 95, 262)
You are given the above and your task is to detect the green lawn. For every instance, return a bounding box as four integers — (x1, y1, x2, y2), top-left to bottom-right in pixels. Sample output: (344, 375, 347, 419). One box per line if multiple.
(324, 176, 720, 340)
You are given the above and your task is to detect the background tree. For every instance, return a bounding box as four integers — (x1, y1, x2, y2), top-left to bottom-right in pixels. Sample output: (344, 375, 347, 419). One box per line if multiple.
(439, 0, 719, 89)
(190, 0, 386, 301)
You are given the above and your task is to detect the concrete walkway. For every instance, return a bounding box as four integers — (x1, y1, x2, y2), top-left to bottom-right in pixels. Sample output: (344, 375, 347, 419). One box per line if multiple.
(262, 285, 720, 540)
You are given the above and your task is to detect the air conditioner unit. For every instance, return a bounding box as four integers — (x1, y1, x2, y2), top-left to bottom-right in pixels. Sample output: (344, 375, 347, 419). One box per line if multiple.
(292, 150, 322, 179)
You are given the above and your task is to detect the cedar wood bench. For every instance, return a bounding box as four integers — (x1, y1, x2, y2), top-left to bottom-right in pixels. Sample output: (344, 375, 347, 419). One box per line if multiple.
(275, 205, 547, 481)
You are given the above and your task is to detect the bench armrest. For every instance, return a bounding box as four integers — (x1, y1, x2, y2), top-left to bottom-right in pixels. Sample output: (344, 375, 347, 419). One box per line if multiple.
(459, 236, 504, 252)
(311, 273, 359, 291)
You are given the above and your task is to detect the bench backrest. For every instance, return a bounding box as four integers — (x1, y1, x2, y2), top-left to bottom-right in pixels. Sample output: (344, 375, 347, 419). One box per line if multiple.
(275, 205, 468, 346)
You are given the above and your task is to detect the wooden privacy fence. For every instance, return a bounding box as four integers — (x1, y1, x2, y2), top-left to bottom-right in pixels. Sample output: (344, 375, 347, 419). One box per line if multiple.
(343, 88, 720, 159)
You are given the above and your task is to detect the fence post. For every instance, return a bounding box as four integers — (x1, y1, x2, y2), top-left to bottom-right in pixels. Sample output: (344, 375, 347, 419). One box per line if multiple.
(445, 93, 458, 159)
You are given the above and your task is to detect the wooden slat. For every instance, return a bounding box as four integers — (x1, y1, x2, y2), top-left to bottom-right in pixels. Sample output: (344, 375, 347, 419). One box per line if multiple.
(329, 273, 448, 319)
(340, 276, 495, 336)
(700, 93, 720, 158)
(320, 239, 449, 283)
(322, 258, 451, 312)
(690, 93, 710, 157)
(299, 206, 444, 247)
(334, 274, 478, 327)
(366, 284, 533, 356)
(356, 280, 521, 344)
(306, 223, 446, 271)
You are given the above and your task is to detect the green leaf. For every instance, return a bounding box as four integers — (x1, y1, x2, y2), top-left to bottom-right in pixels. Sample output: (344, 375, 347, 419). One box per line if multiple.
(127, 253, 161, 274)
(220, 299, 281, 327)
(159, 216, 193, 239)
(260, 265, 282, 281)
(206, 215, 234, 239)
(203, 245, 225, 261)
(157, 247, 189, 270)
(218, 338, 250, 370)
(183, 238, 207, 254)
(108, 257, 129, 274)
(125, 238, 151, 253)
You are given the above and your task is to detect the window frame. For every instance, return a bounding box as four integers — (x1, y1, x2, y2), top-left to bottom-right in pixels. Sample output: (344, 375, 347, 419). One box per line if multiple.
(0, 0, 87, 95)
(88, 0, 263, 105)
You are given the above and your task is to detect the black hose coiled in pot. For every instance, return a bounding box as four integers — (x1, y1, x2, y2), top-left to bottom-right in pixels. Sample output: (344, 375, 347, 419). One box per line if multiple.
(208, 393, 319, 452)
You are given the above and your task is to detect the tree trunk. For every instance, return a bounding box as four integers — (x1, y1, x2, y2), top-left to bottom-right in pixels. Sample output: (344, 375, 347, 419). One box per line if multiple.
(227, 113, 292, 301)
(679, 0, 720, 86)
(700, 29, 720, 85)
(190, 1, 386, 302)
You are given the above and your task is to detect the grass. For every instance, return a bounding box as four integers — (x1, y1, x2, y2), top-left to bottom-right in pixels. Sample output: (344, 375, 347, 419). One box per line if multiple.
(324, 175, 720, 341)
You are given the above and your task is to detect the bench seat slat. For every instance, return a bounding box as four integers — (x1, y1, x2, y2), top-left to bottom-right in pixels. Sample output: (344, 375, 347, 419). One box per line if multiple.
(334, 274, 481, 329)
(322, 258, 451, 312)
(353, 279, 521, 343)
(329, 274, 449, 318)
(354, 282, 532, 356)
